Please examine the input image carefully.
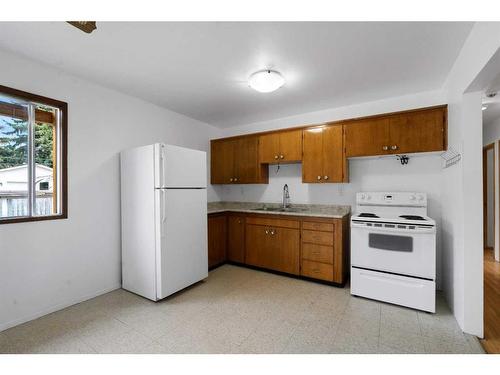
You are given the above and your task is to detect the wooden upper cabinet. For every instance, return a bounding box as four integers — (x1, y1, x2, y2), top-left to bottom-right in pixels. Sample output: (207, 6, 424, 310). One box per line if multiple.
(211, 136, 268, 184)
(259, 133, 280, 163)
(344, 117, 390, 157)
(322, 125, 345, 183)
(211, 106, 447, 184)
(344, 106, 447, 157)
(279, 130, 303, 162)
(236, 136, 268, 184)
(388, 107, 446, 154)
(302, 127, 324, 182)
(211, 139, 235, 184)
(302, 124, 346, 183)
(259, 129, 302, 163)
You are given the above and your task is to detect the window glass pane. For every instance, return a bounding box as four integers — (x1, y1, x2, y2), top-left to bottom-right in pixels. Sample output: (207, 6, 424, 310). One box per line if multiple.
(0, 97, 29, 219)
(34, 105, 58, 216)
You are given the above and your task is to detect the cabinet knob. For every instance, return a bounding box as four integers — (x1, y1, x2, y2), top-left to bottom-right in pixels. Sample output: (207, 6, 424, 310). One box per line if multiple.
(265, 229, 269, 234)
(279, 154, 284, 159)
(391, 145, 398, 150)
(317, 176, 322, 180)
(270, 229, 276, 235)
(382, 146, 388, 151)
(229, 178, 233, 182)
(234, 177, 238, 182)
(237, 219, 242, 224)
(324, 175, 329, 180)
(274, 155, 279, 159)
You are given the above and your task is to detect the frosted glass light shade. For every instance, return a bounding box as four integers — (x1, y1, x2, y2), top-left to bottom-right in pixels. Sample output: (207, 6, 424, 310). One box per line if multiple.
(248, 70, 285, 93)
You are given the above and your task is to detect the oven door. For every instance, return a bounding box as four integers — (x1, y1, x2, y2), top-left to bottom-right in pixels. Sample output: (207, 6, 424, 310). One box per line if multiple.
(351, 222, 436, 279)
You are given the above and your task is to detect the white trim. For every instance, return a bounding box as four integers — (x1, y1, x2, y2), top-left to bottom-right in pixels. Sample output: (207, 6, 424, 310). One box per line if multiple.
(0, 283, 121, 332)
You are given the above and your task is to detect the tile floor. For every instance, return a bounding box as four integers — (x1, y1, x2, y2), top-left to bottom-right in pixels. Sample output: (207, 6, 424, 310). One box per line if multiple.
(0, 265, 484, 354)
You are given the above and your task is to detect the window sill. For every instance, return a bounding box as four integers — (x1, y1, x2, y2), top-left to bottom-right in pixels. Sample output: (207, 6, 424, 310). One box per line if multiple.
(0, 214, 68, 225)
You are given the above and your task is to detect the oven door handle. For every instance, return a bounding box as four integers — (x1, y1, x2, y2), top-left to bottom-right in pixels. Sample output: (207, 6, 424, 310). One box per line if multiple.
(351, 222, 435, 234)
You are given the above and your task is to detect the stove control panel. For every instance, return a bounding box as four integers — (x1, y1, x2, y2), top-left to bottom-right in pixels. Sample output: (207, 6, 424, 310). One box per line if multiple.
(356, 192, 427, 206)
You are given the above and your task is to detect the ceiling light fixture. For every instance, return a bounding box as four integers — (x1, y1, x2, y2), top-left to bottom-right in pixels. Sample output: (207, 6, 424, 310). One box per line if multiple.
(482, 104, 488, 111)
(248, 70, 285, 93)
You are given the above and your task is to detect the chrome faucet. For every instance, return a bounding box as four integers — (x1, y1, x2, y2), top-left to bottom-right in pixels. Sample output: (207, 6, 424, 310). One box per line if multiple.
(282, 184, 290, 209)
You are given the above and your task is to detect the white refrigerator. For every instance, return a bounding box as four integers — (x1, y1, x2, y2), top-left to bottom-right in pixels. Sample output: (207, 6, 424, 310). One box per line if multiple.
(120, 143, 208, 301)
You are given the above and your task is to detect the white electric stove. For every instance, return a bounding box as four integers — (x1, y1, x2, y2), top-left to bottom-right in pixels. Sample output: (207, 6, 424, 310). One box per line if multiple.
(350, 192, 436, 312)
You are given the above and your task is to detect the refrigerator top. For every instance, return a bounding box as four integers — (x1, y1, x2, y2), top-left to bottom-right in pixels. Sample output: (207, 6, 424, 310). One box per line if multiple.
(155, 143, 207, 189)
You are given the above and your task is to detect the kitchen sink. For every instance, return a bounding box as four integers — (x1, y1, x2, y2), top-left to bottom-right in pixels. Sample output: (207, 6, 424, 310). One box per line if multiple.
(254, 206, 309, 213)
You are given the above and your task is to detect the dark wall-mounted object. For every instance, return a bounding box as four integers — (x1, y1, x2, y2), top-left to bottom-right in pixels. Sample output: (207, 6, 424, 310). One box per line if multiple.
(67, 21, 97, 34)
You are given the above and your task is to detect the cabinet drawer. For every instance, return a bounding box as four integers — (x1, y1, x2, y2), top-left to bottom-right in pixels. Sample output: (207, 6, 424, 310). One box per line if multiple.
(301, 260, 333, 282)
(302, 230, 333, 246)
(302, 243, 333, 264)
(246, 216, 300, 229)
(302, 221, 334, 232)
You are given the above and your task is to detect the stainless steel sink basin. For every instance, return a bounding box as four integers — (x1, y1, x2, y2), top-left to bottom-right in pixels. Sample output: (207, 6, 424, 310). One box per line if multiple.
(254, 206, 309, 213)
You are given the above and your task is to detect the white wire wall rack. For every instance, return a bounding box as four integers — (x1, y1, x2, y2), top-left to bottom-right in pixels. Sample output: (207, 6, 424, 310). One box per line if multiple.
(441, 146, 461, 169)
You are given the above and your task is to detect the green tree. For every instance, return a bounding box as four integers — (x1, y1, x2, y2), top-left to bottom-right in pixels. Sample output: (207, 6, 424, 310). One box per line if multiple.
(0, 117, 53, 170)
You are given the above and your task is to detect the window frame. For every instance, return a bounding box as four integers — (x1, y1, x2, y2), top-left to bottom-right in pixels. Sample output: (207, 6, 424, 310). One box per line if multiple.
(0, 84, 67, 225)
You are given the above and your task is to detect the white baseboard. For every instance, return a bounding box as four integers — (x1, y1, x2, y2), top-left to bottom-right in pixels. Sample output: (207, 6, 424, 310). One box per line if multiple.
(0, 283, 122, 332)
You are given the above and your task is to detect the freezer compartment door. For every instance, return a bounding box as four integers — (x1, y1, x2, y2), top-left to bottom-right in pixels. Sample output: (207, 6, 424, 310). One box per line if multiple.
(156, 188, 208, 299)
(156, 144, 207, 188)
(351, 267, 435, 313)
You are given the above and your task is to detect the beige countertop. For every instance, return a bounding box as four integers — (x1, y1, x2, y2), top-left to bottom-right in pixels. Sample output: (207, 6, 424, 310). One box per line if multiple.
(207, 201, 350, 219)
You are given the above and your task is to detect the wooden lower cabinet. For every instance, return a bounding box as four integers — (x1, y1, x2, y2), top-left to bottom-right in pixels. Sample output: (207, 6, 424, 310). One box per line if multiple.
(208, 214, 227, 268)
(227, 214, 245, 263)
(301, 260, 334, 281)
(300, 218, 347, 284)
(245, 221, 300, 275)
(209, 212, 348, 285)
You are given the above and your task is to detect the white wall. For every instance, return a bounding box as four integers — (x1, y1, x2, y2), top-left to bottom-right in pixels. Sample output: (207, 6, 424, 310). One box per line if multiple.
(214, 90, 447, 288)
(440, 21, 500, 336)
(484, 117, 500, 145)
(0, 49, 222, 331)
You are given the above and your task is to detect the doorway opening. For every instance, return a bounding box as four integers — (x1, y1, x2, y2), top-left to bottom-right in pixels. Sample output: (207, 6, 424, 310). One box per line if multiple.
(482, 85, 500, 353)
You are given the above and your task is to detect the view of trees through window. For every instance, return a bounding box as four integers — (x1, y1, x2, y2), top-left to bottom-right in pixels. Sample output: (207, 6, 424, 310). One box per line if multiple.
(0, 99, 57, 219)
(0, 116, 54, 170)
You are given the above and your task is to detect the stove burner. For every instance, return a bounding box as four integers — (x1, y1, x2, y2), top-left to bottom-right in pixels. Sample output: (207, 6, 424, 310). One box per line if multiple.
(399, 215, 426, 221)
(358, 213, 379, 218)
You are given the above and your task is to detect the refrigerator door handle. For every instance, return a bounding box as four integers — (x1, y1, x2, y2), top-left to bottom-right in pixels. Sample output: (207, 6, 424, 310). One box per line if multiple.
(162, 190, 167, 225)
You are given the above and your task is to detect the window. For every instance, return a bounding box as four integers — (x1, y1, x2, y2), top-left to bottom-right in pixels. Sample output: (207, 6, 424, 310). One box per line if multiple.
(0, 85, 67, 224)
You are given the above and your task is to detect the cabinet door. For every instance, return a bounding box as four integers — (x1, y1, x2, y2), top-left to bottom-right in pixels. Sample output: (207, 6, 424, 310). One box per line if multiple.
(279, 129, 302, 162)
(208, 215, 227, 268)
(344, 117, 390, 157)
(236, 136, 268, 184)
(210, 140, 235, 184)
(388, 108, 446, 154)
(302, 127, 324, 183)
(227, 215, 245, 263)
(259, 133, 280, 163)
(322, 125, 345, 183)
(272, 227, 300, 275)
(245, 224, 274, 268)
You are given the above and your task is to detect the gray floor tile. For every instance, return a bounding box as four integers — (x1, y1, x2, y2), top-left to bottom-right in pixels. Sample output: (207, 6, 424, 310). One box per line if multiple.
(0, 265, 474, 354)
(379, 324, 425, 353)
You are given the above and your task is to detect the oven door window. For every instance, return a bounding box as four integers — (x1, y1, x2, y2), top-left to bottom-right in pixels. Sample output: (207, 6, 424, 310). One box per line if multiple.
(368, 233, 413, 252)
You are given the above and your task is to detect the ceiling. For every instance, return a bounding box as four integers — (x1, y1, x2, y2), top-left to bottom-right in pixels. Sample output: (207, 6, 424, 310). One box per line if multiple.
(0, 22, 473, 128)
